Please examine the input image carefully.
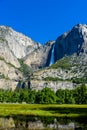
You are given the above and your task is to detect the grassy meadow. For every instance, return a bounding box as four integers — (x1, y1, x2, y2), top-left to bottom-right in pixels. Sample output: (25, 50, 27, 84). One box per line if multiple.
(0, 104, 87, 118)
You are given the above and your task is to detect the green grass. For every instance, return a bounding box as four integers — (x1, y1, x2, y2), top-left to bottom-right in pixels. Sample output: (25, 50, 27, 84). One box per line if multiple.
(0, 104, 87, 118)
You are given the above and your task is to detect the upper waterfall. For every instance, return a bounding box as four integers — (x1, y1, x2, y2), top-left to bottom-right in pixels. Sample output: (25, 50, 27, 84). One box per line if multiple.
(49, 43, 55, 66)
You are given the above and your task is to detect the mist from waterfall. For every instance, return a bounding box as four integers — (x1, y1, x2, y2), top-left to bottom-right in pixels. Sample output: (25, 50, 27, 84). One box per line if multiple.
(49, 43, 55, 66)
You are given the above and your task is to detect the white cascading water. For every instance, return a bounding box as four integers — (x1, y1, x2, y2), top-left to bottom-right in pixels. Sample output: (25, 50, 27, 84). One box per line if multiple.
(49, 43, 55, 66)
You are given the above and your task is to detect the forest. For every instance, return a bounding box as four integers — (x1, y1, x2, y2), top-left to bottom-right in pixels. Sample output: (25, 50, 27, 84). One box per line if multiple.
(0, 84, 87, 104)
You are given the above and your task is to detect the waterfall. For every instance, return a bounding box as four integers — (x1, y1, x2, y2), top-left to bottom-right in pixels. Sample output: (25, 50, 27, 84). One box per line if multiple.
(49, 43, 55, 66)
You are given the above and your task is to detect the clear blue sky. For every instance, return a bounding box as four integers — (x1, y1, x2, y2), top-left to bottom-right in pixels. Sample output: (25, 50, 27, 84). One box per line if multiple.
(0, 0, 87, 44)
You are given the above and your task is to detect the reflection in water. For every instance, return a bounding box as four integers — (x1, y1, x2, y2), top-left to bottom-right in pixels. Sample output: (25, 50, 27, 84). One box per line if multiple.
(0, 116, 87, 130)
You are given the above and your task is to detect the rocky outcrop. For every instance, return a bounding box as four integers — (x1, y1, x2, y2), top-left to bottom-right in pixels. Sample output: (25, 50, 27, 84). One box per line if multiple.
(31, 80, 74, 92)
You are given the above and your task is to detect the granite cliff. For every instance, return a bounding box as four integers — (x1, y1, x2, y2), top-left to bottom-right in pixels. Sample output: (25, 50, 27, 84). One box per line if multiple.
(0, 26, 40, 90)
(30, 24, 87, 91)
(0, 26, 54, 90)
(0, 24, 87, 90)
(54, 24, 87, 61)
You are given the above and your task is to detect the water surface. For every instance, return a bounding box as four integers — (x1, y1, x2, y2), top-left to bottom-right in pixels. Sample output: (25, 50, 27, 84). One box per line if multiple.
(0, 115, 87, 130)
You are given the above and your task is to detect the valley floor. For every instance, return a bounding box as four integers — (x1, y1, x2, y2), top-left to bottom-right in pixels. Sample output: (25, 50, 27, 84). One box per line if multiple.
(0, 104, 87, 118)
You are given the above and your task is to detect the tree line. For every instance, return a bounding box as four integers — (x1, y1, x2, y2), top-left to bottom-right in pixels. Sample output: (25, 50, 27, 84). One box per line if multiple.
(0, 84, 87, 104)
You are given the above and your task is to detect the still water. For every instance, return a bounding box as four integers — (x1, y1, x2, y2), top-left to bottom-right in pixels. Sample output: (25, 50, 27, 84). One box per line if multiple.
(0, 115, 86, 130)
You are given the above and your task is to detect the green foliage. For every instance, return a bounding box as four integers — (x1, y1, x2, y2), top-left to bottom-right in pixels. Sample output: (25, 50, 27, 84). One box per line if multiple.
(35, 87, 57, 104)
(73, 84, 87, 104)
(0, 85, 87, 104)
(28, 90, 37, 103)
(64, 89, 75, 104)
(43, 77, 63, 81)
(72, 77, 87, 84)
(0, 56, 5, 61)
(18, 59, 30, 77)
(12, 91, 20, 103)
(0, 74, 5, 79)
(0, 89, 13, 102)
(56, 89, 75, 104)
(0, 37, 7, 42)
(0, 74, 10, 80)
(13, 89, 37, 103)
(56, 89, 65, 104)
(49, 57, 72, 69)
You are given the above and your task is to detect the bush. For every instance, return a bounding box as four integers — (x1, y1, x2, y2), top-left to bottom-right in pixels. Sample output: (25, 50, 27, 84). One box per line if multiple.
(35, 87, 57, 104)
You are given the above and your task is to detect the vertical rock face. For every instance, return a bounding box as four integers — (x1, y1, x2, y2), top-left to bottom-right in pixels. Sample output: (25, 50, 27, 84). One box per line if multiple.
(54, 24, 87, 62)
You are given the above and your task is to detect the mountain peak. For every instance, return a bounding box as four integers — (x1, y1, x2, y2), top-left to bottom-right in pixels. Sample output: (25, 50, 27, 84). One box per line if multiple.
(0, 23, 87, 90)
(73, 23, 87, 29)
(72, 24, 87, 35)
(0, 25, 41, 58)
(54, 23, 87, 62)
